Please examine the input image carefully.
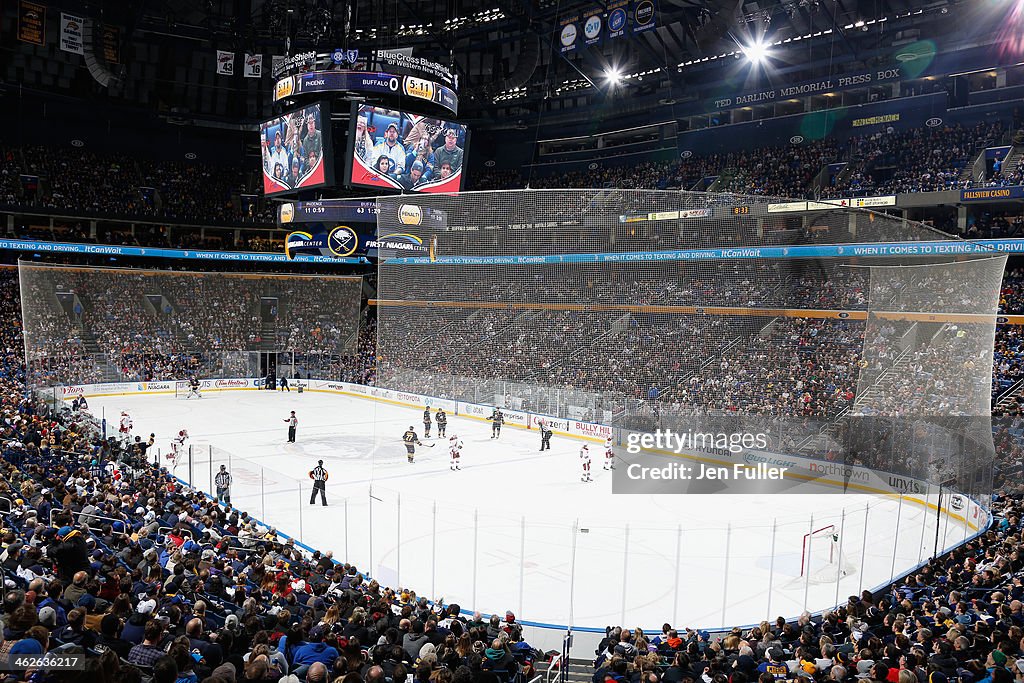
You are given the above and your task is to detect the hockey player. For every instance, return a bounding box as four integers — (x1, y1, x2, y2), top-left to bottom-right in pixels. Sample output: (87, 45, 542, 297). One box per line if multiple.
(186, 376, 202, 399)
(580, 444, 592, 482)
(403, 425, 424, 463)
(436, 409, 448, 437)
(118, 411, 133, 444)
(423, 407, 432, 438)
(489, 408, 504, 439)
(603, 436, 615, 470)
(449, 434, 463, 471)
(169, 429, 189, 469)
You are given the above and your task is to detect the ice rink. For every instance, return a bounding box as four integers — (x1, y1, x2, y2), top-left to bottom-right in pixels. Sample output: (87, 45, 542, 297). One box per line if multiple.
(88, 389, 980, 631)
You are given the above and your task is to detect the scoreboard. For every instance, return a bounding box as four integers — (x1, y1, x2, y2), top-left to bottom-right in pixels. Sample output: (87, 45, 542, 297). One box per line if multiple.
(279, 200, 379, 226)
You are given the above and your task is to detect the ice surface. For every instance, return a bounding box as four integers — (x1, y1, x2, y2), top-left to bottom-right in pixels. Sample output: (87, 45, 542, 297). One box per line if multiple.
(87, 390, 976, 630)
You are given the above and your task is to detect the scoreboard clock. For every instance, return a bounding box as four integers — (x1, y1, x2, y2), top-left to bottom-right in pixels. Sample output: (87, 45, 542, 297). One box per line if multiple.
(732, 206, 751, 215)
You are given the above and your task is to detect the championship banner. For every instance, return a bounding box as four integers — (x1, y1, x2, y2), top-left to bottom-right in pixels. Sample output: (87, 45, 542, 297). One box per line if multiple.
(18, 1, 46, 46)
(101, 24, 120, 64)
(243, 53, 263, 78)
(582, 7, 604, 47)
(558, 14, 579, 53)
(631, 0, 657, 33)
(606, 0, 629, 40)
(60, 13, 84, 55)
(216, 50, 235, 75)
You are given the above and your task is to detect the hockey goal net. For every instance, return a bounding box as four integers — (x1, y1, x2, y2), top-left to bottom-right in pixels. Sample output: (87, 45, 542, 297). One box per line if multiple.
(800, 524, 856, 584)
(174, 381, 198, 399)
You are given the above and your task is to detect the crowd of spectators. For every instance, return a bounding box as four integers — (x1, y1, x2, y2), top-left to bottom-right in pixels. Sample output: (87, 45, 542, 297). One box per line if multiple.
(472, 121, 1007, 201)
(16, 268, 363, 385)
(964, 212, 1024, 240)
(714, 141, 840, 198)
(21, 146, 148, 217)
(372, 255, 1024, 429)
(275, 278, 363, 356)
(0, 147, 23, 207)
(0, 415, 544, 683)
(0, 251, 1022, 683)
(821, 123, 1004, 197)
(137, 161, 251, 226)
(0, 265, 552, 683)
(2, 109, 1024, 683)
(977, 152, 1024, 189)
(1, 144, 271, 228)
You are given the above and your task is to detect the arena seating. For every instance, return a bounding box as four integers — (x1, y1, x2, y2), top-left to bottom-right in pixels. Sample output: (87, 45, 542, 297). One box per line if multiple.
(1, 120, 1023, 683)
(821, 122, 1005, 197)
(0, 261, 1021, 683)
(472, 121, 1009, 200)
(2, 144, 273, 230)
(19, 269, 362, 384)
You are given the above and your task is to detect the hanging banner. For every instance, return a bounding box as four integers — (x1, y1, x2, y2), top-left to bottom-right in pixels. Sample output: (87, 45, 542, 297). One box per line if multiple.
(100, 24, 120, 64)
(216, 50, 235, 75)
(632, 0, 657, 34)
(606, 0, 629, 40)
(582, 7, 604, 47)
(18, 1, 46, 46)
(243, 53, 263, 78)
(271, 55, 287, 78)
(60, 13, 84, 54)
(558, 14, 580, 53)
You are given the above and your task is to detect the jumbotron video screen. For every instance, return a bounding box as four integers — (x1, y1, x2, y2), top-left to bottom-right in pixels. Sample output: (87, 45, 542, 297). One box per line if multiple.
(348, 103, 468, 193)
(260, 101, 333, 196)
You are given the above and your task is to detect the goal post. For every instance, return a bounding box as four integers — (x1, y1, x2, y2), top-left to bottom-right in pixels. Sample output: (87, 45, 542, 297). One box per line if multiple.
(175, 381, 197, 399)
(800, 524, 836, 576)
(800, 524, 855, 583)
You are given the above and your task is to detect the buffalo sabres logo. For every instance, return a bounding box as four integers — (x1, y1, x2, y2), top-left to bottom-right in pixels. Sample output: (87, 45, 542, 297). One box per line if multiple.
(328, 225, 358, 257)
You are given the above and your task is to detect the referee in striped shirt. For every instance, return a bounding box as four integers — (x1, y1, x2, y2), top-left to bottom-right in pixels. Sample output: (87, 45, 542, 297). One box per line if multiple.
(309, 460, 328, 506)
(214, 465, 232, 504)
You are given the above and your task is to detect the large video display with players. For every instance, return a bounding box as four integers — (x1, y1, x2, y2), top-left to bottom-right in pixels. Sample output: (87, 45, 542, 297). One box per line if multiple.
(260, 102, 333, 196)
(348, 104, 467, 193)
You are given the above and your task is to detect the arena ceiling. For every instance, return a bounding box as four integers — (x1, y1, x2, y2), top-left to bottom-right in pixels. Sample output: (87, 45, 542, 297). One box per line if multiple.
(0, 0, 998, 126)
